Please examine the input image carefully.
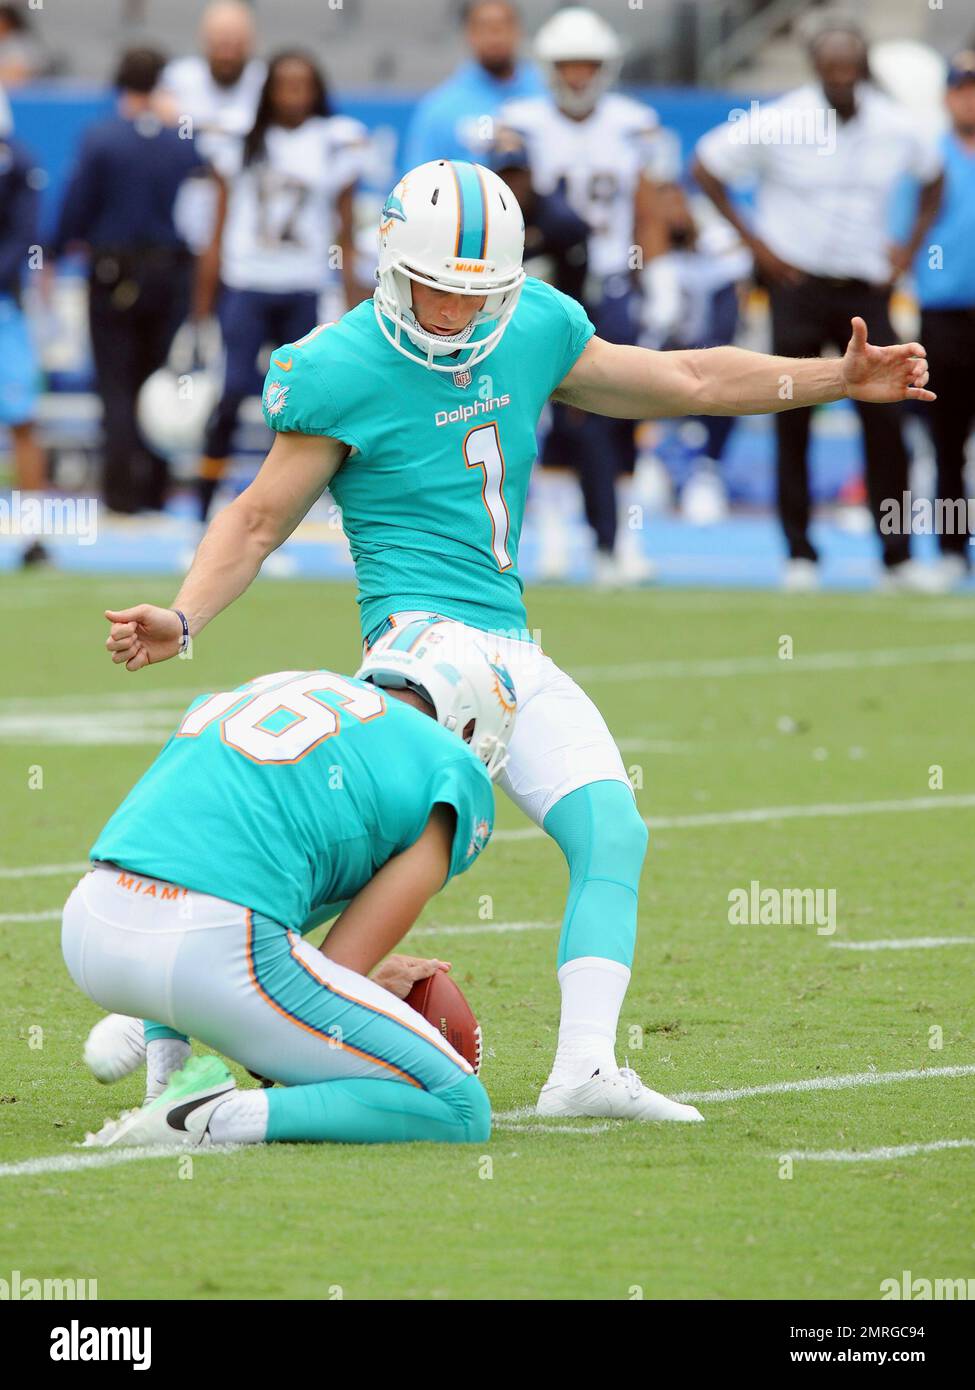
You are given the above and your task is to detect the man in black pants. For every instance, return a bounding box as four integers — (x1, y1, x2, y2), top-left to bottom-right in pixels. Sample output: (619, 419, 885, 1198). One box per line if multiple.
(693, 23, 944, 590)
(913, 52, 975, 588)
(53, 49, 207, 513)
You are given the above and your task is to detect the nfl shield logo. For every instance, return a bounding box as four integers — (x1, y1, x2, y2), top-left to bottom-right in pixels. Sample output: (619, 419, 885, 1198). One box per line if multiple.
(452, 368, 472, 389)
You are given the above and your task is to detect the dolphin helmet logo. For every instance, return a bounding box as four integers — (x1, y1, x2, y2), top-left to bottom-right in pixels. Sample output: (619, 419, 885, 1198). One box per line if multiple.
(379, 192, 408, 236)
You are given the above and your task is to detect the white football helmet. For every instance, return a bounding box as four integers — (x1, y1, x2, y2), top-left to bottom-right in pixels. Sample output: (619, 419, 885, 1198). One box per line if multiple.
(356, 618, 517, 781)
(374, 159, 526, 372)
(136, 320, 221, 454)
(535, 6, 623, 117)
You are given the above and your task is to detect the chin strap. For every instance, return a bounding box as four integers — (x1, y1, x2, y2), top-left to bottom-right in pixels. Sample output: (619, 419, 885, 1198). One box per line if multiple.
(402, 308, 477, 355)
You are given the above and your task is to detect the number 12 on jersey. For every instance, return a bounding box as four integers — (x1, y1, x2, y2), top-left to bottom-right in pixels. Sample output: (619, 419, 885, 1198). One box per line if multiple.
(464, 423, 512, 571)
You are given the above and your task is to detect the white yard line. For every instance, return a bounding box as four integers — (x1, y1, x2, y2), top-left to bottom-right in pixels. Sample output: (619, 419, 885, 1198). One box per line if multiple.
(674, 1064, 975, 1106)
(0, 909, 62, 923)
(1, 639, 970, 720)
(570, 643, 975, 683)
(492, 792, 975, 842)
(492, 1122, 613, 1135)
(782, 1138, 975, 1162)
(829, 937, 975, 952)
(0, 862, 88, 879)
(0, 689, 204, 713)
(0, 1144, 244, 1179)
(411, 920, 557, 938)
(495, 1064, 975, 1122)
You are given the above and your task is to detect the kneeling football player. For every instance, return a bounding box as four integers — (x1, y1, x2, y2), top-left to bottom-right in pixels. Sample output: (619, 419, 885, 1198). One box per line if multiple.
(62, 621, 513, 1148)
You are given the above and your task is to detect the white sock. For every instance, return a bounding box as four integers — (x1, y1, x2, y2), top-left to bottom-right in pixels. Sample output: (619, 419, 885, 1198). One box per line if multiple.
(548, 956, 631, 1086)
(145, 1038, 191, 1100)
(207, 1088, 269, 1145)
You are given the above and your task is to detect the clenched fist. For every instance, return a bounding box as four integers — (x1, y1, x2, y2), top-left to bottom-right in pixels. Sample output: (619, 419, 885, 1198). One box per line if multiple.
(104, 605, 185, 671)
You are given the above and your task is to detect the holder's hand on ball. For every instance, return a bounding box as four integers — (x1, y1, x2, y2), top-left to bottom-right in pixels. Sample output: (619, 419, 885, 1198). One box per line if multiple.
(373, 954, 451, 1000)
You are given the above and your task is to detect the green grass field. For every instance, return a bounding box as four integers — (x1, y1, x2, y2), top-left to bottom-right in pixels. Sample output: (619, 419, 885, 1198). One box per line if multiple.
(1, 572, 973, 1300)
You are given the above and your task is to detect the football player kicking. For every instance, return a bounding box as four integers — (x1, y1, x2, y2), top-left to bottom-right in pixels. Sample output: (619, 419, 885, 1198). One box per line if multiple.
(102, 159, 933, 1124)
(65, 624, 511, 1148)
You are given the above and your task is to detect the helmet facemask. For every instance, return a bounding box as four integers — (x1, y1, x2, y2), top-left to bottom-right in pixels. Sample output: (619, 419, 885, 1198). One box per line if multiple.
(373, 160, 527, 372)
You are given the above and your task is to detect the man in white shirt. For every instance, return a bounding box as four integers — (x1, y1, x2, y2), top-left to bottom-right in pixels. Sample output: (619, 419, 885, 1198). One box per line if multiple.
(693, 23, 944, 590)
(160, 1, 266, 252)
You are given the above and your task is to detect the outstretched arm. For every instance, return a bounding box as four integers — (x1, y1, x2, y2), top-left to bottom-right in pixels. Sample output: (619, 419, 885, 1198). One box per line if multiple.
(554, 317, 934, 420)
(105, 430, 348, 670)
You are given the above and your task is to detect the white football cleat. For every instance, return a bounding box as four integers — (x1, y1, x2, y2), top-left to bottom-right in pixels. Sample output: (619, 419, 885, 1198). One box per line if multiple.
(84, 1013, 146, 1083)
(537, 1066, 704, 1122)
(593, 549, 623, 590)
(614, 531, 658, 586)
(783, 558, 820, 593)
(935, 554, 971, 589)
(82, 1056, 235, 1148)
(537, 520, 572, 581)
(877, 559, 946, 594)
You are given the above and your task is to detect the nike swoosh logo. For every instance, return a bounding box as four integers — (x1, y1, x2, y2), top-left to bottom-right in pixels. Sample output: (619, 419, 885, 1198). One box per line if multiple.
(272, 356, 293, 371)
(167, 1090, 225, 1133)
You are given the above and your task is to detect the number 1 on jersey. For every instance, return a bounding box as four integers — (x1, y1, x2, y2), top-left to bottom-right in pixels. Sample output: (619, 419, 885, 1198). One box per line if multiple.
(464, 422, 512, 571)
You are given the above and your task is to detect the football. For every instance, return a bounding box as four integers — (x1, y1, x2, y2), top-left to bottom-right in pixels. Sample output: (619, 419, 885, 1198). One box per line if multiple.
(406, 970, 483, 1074)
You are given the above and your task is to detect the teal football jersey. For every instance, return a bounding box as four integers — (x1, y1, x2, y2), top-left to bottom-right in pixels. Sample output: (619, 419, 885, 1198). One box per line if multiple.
(90, 670, 494, 932)
(261, 277, 595, 641)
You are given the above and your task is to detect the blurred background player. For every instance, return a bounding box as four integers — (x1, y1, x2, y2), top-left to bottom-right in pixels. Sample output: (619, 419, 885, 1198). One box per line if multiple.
(498, 5, 672, 587)
(0, 3, 49, 87)
(638, 180, 752, 523)
(160, 0, 266, 255)
(52, 47, 207, 515)
(401, 0, 542, 173)
(0, 78, 47, 565)
(193, 50, 369, 521)
(66, 629, 511, 1147)
(911, 50, 975, 588)
(693, 19, 945, 591)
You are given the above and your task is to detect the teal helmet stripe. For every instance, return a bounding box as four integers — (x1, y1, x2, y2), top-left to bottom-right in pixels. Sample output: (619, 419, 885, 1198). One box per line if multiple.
(450, 161, 488, 260)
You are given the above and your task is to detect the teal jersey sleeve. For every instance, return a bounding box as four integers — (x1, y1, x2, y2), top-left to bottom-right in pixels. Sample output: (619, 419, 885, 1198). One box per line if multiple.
(536, 280, 597, 394)
(428, 756, 495, 884)
(261, 331, 364, 452)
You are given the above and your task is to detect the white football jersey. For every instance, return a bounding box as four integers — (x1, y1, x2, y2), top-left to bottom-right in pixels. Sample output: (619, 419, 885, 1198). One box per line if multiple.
(499, 92, 671, 279)
(161, 56, 266, 159)
(162, 56, 267, 251)
(219, 116, 369, 293)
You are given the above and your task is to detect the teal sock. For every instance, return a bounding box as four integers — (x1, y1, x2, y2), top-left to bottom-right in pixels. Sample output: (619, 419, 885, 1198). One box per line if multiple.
(265, 1072, 490, 1144)
(143, 1020, 189, 1044)
(543, 780, 648, 969)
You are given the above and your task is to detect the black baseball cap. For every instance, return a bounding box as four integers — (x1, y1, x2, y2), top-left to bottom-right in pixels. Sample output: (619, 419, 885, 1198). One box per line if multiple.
(947, 50, 975, 87)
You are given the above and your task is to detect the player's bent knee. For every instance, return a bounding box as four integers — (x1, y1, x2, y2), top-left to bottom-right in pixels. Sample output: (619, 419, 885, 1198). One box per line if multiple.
(443, 1071, 491, 1143)
(598, 796, 649, 876)
(546, 780, 648, 877)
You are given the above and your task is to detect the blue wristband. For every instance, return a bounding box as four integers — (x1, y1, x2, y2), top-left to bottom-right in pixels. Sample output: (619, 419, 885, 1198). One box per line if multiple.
(172, 609, 190, 654)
